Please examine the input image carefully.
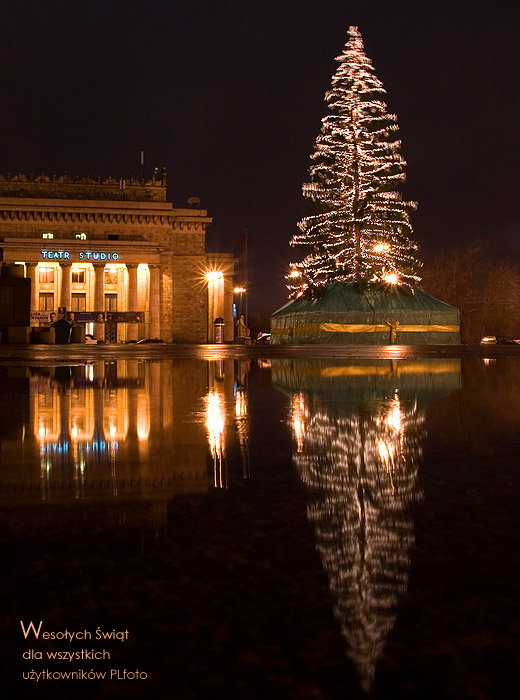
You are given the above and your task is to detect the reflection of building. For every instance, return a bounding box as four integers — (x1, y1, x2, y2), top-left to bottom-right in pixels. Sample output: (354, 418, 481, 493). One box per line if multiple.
(0, 362, 213, 507)
(235, 387, 251, 479)
(0, 358, 253, 507)
(274, 359, 461, 692)
(0, 172, 235, 342)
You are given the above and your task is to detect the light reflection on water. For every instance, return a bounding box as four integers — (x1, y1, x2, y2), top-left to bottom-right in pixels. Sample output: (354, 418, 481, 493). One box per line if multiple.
(0, 359, 253, 508)
(0, 356, 468, 694)
(273, 358, 461, 691)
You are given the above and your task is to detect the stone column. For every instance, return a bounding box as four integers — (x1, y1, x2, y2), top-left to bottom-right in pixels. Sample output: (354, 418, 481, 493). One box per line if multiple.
(223, 272, 235, 342)
(149, 264, 161, 339)
(26, 263, 39, 325)
(159, 253, 173, 342)
(126, 264, 139, 342)
(60, 262, 72, 311)
(207, 280, 215, 342)
(93, 263, 105, 341)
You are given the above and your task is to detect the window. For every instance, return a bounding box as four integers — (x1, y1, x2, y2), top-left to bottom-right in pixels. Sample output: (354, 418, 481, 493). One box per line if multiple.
(105, 293, 118, 311)
(71, 293, 86, 312)
(71, 268, 86, 284)
(39, 293, 54, 311)
(39, 267, 54, 284)
(75, 233, 87, 240)
(104, 268, 118, 285)
(42, 233, 54, 239)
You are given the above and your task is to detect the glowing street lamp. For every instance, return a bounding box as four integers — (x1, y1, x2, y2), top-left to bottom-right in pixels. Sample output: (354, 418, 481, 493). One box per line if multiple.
(205, 270, 224, 282)
(233, 285, 247, 329)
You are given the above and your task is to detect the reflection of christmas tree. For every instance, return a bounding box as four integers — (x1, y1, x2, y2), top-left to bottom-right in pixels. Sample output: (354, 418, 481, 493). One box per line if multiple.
(290, 391, 423, 691)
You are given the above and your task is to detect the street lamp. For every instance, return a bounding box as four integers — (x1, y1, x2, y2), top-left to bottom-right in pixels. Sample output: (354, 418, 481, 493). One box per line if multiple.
(233, 286, 247, 329)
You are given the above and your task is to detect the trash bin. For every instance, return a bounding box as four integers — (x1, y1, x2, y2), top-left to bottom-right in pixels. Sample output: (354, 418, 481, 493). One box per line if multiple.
(214, 317, 225, 344)
(53, 318, 72, 344)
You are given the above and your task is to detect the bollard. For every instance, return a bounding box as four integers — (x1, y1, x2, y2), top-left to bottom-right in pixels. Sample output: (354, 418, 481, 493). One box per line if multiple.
(214, 317, 225, 343)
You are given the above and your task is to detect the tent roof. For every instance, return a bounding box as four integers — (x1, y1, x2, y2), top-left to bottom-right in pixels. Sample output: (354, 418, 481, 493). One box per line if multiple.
(272, 283, 458, 318)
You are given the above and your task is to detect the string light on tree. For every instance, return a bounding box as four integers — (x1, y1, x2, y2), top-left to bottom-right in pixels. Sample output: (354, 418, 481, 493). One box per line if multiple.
(288, 26, 421, 297)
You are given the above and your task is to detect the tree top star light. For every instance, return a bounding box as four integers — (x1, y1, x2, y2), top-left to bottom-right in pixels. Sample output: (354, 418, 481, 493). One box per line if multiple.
(288, 26, 421, 297)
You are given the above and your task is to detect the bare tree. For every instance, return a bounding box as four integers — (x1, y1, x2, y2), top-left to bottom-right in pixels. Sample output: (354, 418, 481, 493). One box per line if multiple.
(421, 244, 520, 343)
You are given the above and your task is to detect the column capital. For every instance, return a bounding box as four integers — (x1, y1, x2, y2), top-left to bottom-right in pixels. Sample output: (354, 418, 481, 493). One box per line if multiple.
(26, 261, 38, 268)
(92, 261, 106, 268)
(126, 263, 139, 269)
(59, 261, 72, 267)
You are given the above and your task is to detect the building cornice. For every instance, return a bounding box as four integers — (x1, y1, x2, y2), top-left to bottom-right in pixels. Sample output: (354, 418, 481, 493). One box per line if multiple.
(0, 200, 213, 230)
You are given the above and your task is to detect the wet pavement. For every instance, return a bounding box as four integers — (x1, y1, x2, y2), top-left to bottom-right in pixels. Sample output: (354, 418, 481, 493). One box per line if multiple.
(0, 346, 518, 699)
(1, 341, 520, 362)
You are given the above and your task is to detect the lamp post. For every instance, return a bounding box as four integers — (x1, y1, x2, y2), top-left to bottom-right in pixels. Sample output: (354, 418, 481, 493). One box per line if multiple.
(233, 286, 246, 321)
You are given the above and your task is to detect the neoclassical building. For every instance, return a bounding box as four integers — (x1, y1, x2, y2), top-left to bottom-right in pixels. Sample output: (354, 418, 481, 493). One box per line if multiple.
(0, 171, 235, 342)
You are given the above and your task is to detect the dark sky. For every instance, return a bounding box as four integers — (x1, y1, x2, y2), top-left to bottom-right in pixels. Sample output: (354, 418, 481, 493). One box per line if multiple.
(1, 1, 519, 313)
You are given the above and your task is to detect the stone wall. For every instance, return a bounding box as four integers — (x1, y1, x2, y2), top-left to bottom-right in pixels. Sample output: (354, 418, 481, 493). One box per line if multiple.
(171, 256, 207, 343)
(0, 173, 167, 202)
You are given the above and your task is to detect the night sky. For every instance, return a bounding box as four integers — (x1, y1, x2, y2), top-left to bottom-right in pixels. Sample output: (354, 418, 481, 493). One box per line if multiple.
(1, 1, 519, 313)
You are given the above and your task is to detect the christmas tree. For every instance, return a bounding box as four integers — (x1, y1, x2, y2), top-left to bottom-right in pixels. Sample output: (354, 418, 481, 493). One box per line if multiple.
(289, 26, 421, 297)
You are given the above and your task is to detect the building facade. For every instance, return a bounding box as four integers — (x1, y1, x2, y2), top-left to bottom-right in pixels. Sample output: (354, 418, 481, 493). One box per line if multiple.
(0, 171, 235, 342)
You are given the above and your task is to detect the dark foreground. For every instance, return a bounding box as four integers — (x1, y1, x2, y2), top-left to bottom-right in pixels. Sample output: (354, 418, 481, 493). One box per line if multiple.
(0, 346, 518, 699)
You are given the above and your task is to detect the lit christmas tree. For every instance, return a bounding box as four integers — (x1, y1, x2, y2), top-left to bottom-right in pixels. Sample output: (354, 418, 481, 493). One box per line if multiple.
(289, 26, 421, 297)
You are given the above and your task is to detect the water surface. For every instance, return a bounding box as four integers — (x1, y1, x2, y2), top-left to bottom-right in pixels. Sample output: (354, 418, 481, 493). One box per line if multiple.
(0, 355, 517, 699)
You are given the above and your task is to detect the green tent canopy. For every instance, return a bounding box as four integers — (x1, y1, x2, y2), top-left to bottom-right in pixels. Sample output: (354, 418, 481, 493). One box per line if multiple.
(271, 283, 460, 345)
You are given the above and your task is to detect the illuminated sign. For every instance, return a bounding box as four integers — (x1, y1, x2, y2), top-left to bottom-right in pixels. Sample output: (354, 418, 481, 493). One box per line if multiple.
(41, 250, 120, 261)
